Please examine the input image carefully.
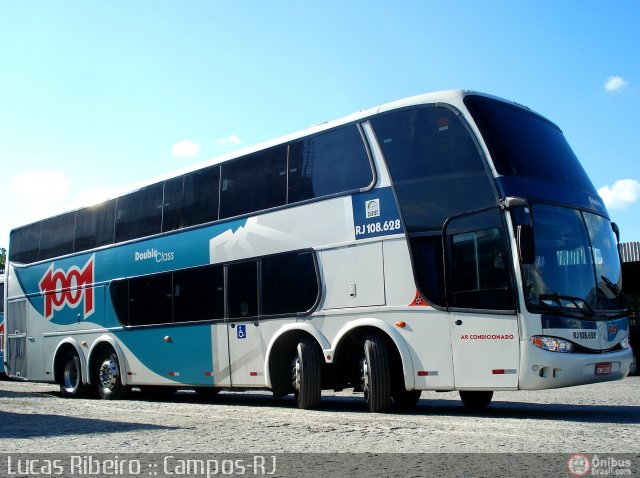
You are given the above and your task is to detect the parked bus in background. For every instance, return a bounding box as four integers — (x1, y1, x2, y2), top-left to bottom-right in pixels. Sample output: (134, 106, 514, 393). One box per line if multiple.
(3, 90, 633, 412)
(0, 275, 4, 378)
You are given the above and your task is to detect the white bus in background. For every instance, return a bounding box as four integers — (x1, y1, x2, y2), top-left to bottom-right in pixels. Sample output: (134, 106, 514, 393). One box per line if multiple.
(3, 90, 633, 412)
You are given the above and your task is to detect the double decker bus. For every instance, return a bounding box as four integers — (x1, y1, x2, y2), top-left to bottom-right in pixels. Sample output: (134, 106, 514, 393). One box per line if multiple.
(3, 90, 633, 412)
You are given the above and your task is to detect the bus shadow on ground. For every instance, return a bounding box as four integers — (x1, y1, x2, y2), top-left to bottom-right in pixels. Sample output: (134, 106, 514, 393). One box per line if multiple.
(419, 398, 640, 424)
(50, 388, 640, 425)
(0, 410, 177, 439)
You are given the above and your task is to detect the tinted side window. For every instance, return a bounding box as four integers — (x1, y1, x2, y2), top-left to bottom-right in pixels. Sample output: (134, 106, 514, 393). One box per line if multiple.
(9, 223, 41, 264)
(115, 184, 163, 243)
(183, 166, 220, 227)
(446, 209, 514, 310)
(110, 280, 129, 325)
(262, 251, 318, 315)
(39, 213, 76, 260)
(162, 176, 184, 232)
(75, 200, 115, 252)
(220, 147, 287, 219)
(288, 125, 372, 203)
(409, 235, 446, 307)
(227, 261, 258, 318)
(372, 107, 495, 232)
(128, 273, 173, 326)
(174, 265, 224, 322)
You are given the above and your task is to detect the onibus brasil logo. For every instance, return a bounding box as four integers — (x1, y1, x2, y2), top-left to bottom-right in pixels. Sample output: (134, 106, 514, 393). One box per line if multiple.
(38, 255, 95, 320)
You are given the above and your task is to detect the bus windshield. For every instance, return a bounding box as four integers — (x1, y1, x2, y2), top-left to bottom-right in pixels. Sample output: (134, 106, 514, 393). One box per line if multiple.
(464, 95, 595, 193)
(522, 203, 625, 315)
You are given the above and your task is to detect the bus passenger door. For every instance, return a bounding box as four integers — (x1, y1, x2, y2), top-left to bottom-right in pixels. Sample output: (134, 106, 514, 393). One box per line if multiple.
(226, 261, 266, 387)
(445, 209, 520, 389)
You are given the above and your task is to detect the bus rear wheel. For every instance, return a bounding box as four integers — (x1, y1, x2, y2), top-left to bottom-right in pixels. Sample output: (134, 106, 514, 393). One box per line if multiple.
(361, 334, 392, 412)
(291, 336, 322, 409)
(95, 348, 129, 400)
(459, 390, 493, 410)
(60, 352, 89, 398)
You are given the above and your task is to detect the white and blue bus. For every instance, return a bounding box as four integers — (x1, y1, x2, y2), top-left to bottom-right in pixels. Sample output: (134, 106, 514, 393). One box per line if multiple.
(3, 91, 633, 412)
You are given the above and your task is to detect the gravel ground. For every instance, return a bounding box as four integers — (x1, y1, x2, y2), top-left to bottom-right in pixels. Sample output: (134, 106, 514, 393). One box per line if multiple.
(1, 377, 639, 454)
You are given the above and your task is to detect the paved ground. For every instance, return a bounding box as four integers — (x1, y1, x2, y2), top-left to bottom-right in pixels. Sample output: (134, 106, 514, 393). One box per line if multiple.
(1, 376, 639, 454)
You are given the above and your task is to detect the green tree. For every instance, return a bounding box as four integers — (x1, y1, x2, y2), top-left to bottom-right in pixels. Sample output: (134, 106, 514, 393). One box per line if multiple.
(0, 247, 5, 274)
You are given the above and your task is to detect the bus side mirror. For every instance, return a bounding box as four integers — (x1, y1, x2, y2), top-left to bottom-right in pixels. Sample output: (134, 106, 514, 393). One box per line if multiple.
(517, 224, 535, 264)
(611, 222, 620, 244)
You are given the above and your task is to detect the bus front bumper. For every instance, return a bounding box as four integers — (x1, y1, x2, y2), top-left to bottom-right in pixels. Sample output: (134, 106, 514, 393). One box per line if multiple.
(519, 341, 633, 390)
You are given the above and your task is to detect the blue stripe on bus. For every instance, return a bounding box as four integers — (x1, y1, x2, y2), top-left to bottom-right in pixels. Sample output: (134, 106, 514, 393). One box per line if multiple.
(13, 219, 247, 326)
(113, 323, 215, 386)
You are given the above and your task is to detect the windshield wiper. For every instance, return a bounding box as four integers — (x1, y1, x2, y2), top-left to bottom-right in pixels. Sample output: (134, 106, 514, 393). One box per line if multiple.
(538, 292, 596, 316)
(601, 275, 630, 310)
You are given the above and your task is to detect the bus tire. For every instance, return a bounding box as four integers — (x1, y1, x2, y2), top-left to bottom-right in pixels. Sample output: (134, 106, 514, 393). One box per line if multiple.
(459, 390, 493, 410)
(95, 348, 129, 400)
(60, 352, 88, 398)
(361, 334, 392, 412)
(392, 389, 422, 411)
(292, 336, 322, 409)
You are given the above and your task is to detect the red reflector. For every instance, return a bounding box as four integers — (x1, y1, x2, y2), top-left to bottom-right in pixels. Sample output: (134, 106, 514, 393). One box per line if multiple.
(492, 369, 505, 375)
(250, 372, 258, 377)
(127, 372, 133, 376)
(169, 372, 177, 376)
(417, 371, 429, 376)
(204, 372, 212, 377)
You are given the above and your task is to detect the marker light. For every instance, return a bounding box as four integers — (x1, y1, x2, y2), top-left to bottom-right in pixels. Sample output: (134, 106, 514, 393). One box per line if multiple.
(395, 321, 407, 328)
(531, 336, 573, 353)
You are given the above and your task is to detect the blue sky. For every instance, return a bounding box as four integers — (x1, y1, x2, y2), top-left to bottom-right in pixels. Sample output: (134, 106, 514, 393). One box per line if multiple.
(1, 1, 639, 248)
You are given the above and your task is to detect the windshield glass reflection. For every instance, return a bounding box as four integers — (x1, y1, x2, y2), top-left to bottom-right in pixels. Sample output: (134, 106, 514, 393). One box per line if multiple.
(522, 204, 624, 315)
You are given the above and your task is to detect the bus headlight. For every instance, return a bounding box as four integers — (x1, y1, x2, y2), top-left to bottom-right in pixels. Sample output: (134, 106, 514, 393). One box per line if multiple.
(531, 336, 574, 353)
(620, 335, 631, 349)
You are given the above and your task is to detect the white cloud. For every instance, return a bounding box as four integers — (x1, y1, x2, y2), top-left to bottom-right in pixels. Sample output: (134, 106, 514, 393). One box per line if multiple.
(604, 76, 628, 92)
(598, 179, 640, 210)
(216, 134, 242, 145)
(172, 140, 200, 157)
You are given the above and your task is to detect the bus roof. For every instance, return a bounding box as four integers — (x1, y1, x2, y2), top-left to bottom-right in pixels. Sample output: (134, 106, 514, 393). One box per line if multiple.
(9, 89, 527, 233)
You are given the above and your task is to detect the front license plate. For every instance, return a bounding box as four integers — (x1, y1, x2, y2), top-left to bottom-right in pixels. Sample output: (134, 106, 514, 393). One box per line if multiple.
(595, 362, 612, 376)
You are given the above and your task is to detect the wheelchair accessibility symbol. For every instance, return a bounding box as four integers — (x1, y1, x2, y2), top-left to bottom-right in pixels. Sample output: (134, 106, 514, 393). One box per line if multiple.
(237, 324, 247, 339)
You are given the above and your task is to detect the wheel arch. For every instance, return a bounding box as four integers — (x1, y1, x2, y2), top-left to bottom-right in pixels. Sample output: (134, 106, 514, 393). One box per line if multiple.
(264, 323, 329, 390)
(52, 339, 86, 385)
(86, 335, 129, 386)
(331, 318, 416, 391)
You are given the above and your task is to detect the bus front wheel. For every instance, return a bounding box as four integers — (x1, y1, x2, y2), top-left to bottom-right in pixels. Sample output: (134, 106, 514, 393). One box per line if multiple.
(292, 336, 322, 409)
(361, 334, 392, 412)
(95, 348, 129, 400)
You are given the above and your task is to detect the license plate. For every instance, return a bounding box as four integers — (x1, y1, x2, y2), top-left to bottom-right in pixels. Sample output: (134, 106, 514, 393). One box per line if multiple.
(595, 362, 612, 376)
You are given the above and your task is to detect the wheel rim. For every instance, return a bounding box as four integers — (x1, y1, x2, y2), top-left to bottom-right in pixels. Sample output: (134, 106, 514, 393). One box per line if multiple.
(360, 356, 370, 400)
(99, 355, 119, 391)
(63, 358, 80, 392)
(292, 357, 301, 393)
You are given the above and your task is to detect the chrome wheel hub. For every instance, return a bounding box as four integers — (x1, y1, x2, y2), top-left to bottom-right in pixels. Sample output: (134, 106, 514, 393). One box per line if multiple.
(99, 358, 118, 390)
